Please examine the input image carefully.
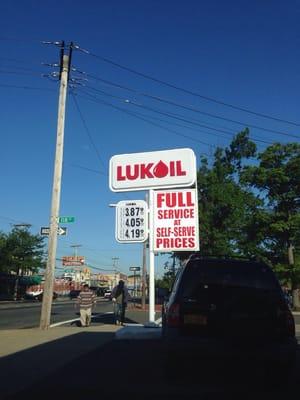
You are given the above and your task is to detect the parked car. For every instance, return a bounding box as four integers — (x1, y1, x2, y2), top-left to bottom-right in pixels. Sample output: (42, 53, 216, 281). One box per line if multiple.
(104, 290, 112, 300)
(162, 255, 297, 380)
(25, 291, 58, 301)
(90, 286, 101, 296)
(69, 289, 81, 299)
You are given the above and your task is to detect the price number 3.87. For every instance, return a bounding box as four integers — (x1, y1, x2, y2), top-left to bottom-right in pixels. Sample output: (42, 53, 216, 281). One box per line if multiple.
(124, 207, 145, 239)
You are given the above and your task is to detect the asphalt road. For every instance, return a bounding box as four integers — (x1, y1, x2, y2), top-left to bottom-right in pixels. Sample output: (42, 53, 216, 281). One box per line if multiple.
(1, 298, 299, 330)
(0, 298, 114, 329)
(10, 337, 300, 399)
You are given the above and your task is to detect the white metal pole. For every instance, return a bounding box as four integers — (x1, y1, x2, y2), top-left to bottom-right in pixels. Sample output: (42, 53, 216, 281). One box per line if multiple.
(40, 54, 69, 330)
(148, 189, 156, 324)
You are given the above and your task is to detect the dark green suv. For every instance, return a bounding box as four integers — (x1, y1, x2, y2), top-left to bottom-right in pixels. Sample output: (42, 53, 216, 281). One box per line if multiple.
(162, 255, 297, 378)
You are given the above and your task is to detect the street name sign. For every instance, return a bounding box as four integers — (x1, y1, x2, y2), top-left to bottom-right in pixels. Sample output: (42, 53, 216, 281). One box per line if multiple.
(129, 266, 141, 271)
(58, 216, 75, 223)
(152, 188, 199, 252)
(109, 148, 196, 192)
(116, 200, 148, 243)
(40, 226, 67, 236)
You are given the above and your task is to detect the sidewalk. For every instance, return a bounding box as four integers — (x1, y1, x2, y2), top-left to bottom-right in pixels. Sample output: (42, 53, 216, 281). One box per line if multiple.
(0, 324, 120, 398)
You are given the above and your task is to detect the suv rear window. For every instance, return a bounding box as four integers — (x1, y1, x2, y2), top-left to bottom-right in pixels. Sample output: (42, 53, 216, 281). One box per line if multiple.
(180, 259, 279, 298)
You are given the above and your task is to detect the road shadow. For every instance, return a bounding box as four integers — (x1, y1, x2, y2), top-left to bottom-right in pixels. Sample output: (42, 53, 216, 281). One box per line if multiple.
(5, 338, 300, 400)
(0, 330, 115, 399)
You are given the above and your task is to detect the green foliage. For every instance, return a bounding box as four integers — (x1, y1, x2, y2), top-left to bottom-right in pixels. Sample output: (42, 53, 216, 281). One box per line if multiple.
(196, 129, 259, 257)
(155, 270, 175, 291)
(0, 227, 45, 274)
(241, 142, 300, 287)
(173, 132, 300, 293)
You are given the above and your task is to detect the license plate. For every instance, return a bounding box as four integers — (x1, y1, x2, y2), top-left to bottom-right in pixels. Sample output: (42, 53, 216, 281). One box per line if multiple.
(184, 314, 207, 325)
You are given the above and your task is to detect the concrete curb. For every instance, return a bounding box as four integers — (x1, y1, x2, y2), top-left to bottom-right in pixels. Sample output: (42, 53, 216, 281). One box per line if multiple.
(115, 325, 162, 340)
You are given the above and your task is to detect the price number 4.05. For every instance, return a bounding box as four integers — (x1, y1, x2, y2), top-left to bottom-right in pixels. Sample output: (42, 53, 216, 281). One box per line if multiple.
(125, 217, 144, 227)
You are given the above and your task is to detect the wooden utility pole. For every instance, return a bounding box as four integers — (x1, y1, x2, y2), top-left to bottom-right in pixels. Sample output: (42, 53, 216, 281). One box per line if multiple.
(40, 47, 71, 330)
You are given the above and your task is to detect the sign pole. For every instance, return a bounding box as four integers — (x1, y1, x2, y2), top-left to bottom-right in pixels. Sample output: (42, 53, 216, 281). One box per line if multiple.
(148, 189, 156, 325)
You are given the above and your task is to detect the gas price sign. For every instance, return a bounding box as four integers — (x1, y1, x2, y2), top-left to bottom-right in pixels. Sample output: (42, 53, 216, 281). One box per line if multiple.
(116, 200, 148, 243)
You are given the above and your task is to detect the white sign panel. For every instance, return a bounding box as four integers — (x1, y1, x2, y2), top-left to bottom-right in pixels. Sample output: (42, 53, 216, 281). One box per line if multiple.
(116, 200, 148, 243)
(109, 148, 196, 192)
(152, 189, 199, 252)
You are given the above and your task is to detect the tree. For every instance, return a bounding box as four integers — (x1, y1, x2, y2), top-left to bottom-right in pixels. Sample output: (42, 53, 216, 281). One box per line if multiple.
(196, 129, 259, 256)
(241, 143, 300, 308)
(1, 226, 46, 275)
(155, 270, 175, 291)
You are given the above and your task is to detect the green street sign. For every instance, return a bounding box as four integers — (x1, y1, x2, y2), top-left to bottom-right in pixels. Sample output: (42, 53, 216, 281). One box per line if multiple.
(58, 216, 75, 223)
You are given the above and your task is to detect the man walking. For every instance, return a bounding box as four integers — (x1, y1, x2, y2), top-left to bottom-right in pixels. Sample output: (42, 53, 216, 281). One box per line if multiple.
(111, 280, 130, 325)
(77, 284, 96, 327)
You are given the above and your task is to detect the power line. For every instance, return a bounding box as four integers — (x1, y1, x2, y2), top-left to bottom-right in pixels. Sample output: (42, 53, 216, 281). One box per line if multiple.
(0, 83, 55, 91)
(0, 36, 43, 43)
(69, 163, 106, 175)
(70, 91, 106, 170)
(119, 108, 231, 143)
(68, 93, 132, 201)
(0, 62, 44, 74)
(78, 87, 272, 146)
(86, 76, 236, 132)
(85, 76, 300, 140)
(76, 90, 220, 149)
(83, 84, 260, 142)
(75, 45, 300, 127)
(79, 85, 235, 138)
(0, 215, 30, 225)
(0, 69, 43, 77)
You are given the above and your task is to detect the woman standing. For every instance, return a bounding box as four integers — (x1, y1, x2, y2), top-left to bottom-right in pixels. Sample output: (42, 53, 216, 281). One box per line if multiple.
(111, 280, 130, 325)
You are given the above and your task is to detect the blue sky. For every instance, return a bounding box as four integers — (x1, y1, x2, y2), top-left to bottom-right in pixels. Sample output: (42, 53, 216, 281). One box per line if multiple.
(0, 0, 299, 277)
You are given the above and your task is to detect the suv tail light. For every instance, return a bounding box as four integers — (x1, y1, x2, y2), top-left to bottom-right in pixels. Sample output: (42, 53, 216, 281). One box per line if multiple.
(166, 303, 180, 327)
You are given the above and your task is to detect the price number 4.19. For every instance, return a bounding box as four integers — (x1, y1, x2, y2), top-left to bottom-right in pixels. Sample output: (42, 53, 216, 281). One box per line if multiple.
(124, 207, 145, 239)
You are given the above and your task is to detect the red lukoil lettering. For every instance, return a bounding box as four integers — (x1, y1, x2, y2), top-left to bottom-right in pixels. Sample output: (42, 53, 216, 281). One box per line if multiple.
(116, 160, 186, 181)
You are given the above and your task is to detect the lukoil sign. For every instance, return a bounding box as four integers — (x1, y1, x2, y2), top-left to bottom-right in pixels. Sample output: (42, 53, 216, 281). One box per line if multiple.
(109, 148, 196, 191)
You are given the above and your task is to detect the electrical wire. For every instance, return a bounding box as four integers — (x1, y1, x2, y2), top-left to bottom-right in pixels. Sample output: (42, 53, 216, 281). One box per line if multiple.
(85, 83, 236, 134)
(78, 87, 272, 146)
(0, 69, 43, 77)
(75, 46, 300, 127)
(75, 90, 220, 149)
(0, 83, 55, 91)
(80, 86, 236, 137)
(85, 75, 300, 140)
(70, 91, 106, 170)
(69, 163, 105, 175)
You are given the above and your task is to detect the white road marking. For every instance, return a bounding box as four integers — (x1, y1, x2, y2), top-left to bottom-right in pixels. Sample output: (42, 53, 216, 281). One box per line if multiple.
(50, 318, 79, 328)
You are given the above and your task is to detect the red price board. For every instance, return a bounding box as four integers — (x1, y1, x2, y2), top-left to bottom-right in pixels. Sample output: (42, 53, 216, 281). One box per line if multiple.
(152, 189, 199, 252)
